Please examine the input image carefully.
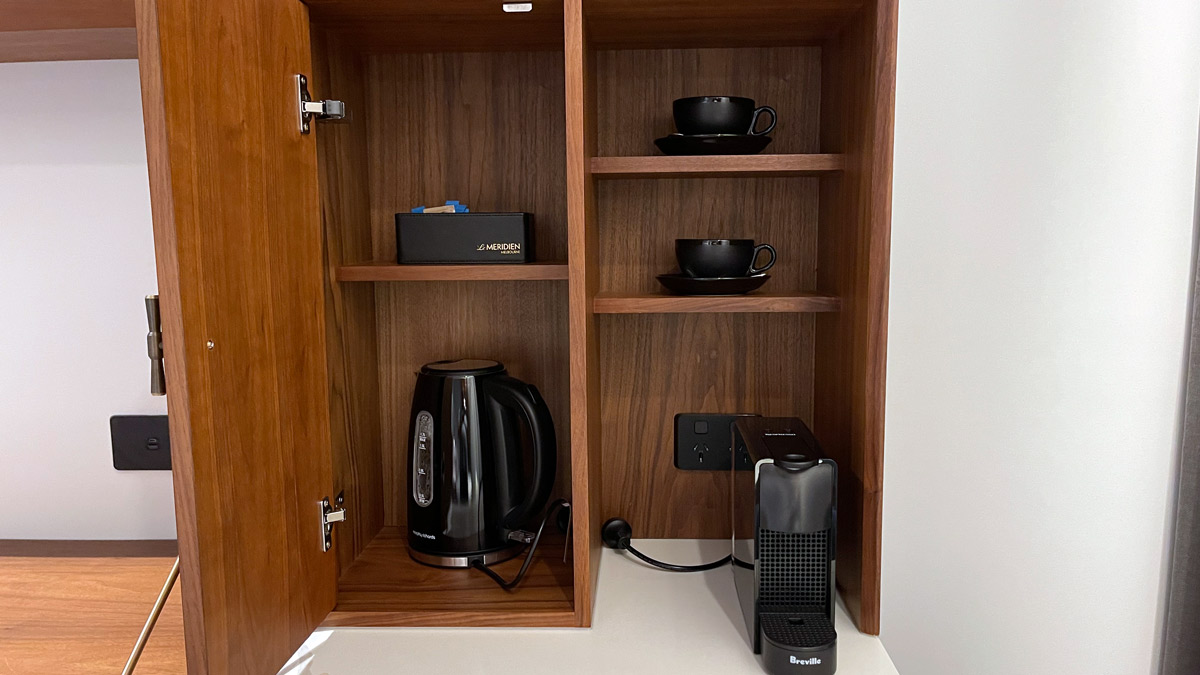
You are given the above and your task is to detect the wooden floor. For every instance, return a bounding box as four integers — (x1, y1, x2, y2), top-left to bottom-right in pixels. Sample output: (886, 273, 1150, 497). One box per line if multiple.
(0, 542, 185, 675)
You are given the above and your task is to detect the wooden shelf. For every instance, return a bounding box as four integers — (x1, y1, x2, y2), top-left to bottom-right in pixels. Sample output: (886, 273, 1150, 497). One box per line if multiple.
(586, 0, 863, 49)
(323, 527, 575, 627)
(336, 262, 569, 282)
(306, 0, 564, 53)
(593, 292, 842, 314)
(590, 153, 845, 179)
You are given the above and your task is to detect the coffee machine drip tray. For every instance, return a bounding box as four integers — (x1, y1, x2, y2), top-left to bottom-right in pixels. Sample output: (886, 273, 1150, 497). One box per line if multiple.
(760, 613, 837, 647)
(759, 613, 838, 674)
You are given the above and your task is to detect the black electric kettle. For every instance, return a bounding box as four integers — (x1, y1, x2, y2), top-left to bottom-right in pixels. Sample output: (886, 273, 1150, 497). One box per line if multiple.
(406, 359, 557, 567)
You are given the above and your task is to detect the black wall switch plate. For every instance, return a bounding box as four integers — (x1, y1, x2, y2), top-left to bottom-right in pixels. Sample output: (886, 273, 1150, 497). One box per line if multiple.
(111, 415, 172, 471)
(674, 413, 758, 471)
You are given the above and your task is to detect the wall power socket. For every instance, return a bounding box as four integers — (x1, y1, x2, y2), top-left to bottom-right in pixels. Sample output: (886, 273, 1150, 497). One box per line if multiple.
(111, 415, 172, 471)
(673, 413, 757, 471)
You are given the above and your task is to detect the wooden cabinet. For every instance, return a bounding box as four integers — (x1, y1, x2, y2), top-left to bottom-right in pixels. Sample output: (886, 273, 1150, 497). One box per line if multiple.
(135, 0, 895, 672)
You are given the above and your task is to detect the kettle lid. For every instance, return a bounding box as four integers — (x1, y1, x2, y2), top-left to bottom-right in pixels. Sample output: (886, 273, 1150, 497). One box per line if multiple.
(420, 359, 505, 376)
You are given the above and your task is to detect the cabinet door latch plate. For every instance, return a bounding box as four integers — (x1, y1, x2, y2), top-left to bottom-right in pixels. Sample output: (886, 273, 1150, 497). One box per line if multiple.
(320, 491, 347, 552)
(296, 74, 345, 134)
(145, 295, 165, 396)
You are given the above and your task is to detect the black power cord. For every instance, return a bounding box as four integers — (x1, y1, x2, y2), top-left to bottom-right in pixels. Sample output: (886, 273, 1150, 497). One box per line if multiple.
(601, 517, 731, 572)
(472, 499, 571, 591)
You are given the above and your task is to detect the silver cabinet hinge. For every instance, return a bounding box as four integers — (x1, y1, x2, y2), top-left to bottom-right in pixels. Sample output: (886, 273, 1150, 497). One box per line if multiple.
(320, 491, 347, 552)
(296, 74, 345, 134)
(145, 295, 165, 396)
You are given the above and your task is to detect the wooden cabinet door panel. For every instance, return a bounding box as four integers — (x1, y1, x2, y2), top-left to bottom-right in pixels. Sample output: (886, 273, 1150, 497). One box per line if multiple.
(136, 0, 336, 672)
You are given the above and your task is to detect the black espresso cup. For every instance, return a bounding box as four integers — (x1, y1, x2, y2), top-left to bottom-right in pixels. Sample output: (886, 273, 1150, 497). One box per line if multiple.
(673, 96, 777, 136)
(676, 239, 777, 278)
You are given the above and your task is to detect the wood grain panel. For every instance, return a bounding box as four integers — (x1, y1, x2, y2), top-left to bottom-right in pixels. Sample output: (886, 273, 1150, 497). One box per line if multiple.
(337, 262, 569, 282)
(564, 0, 604, 626)
(585, 0, 861, 49)
(595, 177, 820, 296)
(598, 313, 814, 538)
(330, 527, 573, 621)
(0, 0, 134, 31)
(0, 556, 184, 675)
(137, 0, 338, 672)
(0, 28, 137, 63)
(375, 282, 571, 531)
(134, 0, 206, 670)
(0, 0, 136, 63)
(323, 607, 577, 628)
(591, 44, 825, 540)
(365, 48, 572, 542)
(365, 50, 567, 263)
(593, 292, 840, 314)
(591, 153, 845, 178)
(596, 47, 822, 157)
(312, 29, 385, 577)
(306, 0, 564, 53)
(813, 0, 897, 635)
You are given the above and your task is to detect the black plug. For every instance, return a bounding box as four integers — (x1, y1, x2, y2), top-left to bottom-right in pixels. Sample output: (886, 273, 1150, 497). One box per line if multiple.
(601, 518, 633, 550)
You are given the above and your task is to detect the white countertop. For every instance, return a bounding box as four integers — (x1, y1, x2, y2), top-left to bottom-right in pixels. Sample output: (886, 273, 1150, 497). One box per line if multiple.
(281, 540, 897, 675)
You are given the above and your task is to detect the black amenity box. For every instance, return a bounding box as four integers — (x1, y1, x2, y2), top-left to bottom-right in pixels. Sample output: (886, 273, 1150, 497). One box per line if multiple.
(395, 212, 533, 264)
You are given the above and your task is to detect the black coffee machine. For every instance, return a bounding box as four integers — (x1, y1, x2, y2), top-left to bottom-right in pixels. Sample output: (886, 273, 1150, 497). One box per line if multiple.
(731, 416, 838, 675)
(407, 359, 556, 567)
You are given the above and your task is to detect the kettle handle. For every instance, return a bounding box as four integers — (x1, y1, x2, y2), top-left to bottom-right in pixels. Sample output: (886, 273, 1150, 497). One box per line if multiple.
(486, 375, 557, 529)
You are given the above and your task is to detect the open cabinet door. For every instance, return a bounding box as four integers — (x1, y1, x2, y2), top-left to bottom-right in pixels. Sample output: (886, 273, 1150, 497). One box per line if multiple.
(135, 0, 337, 673)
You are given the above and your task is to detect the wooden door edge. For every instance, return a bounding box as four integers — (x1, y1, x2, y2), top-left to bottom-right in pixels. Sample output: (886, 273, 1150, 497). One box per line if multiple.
(134, 0, 207, 671)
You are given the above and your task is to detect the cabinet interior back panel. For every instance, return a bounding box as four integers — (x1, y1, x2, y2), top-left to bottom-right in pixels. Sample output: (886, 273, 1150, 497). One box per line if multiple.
(361, 50, 572, 528)
(598, 313, 815, 538)
(376, 281, 570, 528)
(364, 50, 567, 262)
(596, 176, 819, 295)
(595, 46, 822, 157)
(592, 46, 825, 538)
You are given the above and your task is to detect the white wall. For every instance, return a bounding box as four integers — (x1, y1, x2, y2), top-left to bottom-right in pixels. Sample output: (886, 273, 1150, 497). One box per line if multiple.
(881, 1, 1200, 674)
(0, 60, 175, 540)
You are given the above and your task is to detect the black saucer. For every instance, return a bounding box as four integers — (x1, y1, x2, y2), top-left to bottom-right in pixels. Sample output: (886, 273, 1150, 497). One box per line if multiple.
(656, 273, 769, 296)
(654, 133, 773, 156)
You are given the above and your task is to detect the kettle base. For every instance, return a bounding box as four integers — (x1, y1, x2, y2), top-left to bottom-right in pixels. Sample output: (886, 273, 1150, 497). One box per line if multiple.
(408, 545, 523, 569)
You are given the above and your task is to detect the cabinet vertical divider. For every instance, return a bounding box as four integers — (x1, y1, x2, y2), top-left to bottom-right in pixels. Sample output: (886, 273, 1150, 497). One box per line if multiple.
(563, 0, 603, 626)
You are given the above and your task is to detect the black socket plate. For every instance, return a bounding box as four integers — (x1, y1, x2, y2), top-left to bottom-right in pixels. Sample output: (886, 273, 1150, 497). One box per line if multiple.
(111, 415, 172, 471)
(674, 413, 758, 471)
